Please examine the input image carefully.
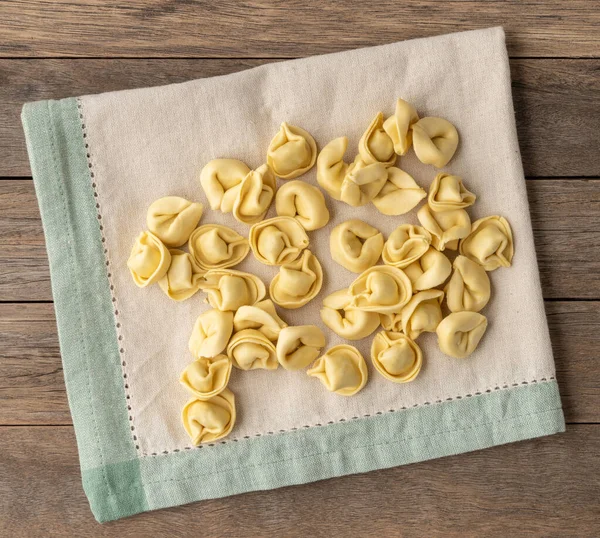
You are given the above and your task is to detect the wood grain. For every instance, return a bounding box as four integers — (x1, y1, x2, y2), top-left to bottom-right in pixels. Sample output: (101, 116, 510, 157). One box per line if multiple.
(2, 1, 599, 59)
(1, 424, 598, 536)
(2, 59, 599, 177)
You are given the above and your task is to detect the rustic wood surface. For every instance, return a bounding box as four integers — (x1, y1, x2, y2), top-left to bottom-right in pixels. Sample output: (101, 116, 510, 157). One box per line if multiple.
(1, 1, 599, 535)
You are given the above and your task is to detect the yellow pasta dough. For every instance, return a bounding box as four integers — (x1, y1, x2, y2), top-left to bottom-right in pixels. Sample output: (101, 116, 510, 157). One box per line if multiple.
(188, 309, 234, 359)
(382, 224, 432, 268)
(417, 204, 471, 251)
(233, 299, 287, 342)
(348, 265, 413, 314)
(182, 388, 236, 445)
(370, 331, 422, 383)
(428, 173, 476, 212)
(233, 164, 277, 225)
(200, 159, 251, 212)
(372, 167, 426, 216)
(436, 311, 488, 358)
(330, 219, 384, 273)
(383, 98, 419, 156)
(158, 249, 204, 301)
(267, 122, 317, 179)
(307, 344, 368, 396)
(412, 117, 459, 168)
(403, 247, 452, 291)
(275, 180, 330, 231)
(188, 224, 249, 271)
(146, 196, 204, 247)
(270, 250, 323, 309)
(340, 155, 388, 207)
(445, 255, 491, 312)
(249, 216, 309, 266)
(358, 112, 396, 165)
(316, 136, 349, 201)
(401, 289, 444, 339)
(459, 216, 514, 271)
(179, 355, 232, 400)
(276, 325, 326, 371)
(199, 269, 266, 311)
(127, 231, 171, 288)
(227, 328, 278, 370)
(379, 312, 402, 332)
(320, 289, 380, 340)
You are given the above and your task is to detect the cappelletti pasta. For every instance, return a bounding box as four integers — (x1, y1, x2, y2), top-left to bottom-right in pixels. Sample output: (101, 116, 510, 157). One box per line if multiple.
(330, 219, 384, 273)
(233, 164, 277, 225)
(270, 250, 323, 309)
(383, 98, 419, 156)
(316, 136, 349, 201)
(459, 215, 514, 271)
(412, 117, 459, 168)
(188, 309, 234, 359)
(127, 231, 171, 288)
(371, 331, 422, 383)
(233, 300, 287, 342)
(249, 216, 309, 266)
(227, 329, 278, 370)
(179, 355, 232, 400)
(158, 249, 203, 301)
(348, 265, 413, 314)
(436, 311, 488, 358)
(146, 196, 204, 247)
(417, 204, 471, 251)
(200, 159, 250, 213)
(188, 224, 249, 271)
(340, 155, 388, 207)
(275, 180, 330, 231)
(358, 112, 396, 165)
(428, 173, 476, 212)
(182, 389, 236, 444)
(276, 325, 326, 370)
(307, 344, 368, 396)
(267, 122, 317, 179)
(382, 224, 432, 268)
(320, 289, 380, 340)
(445, 255, 491, 312)
(372, 167, 426, 216)
(403, 247, 452, 291)
(199, 269, 266, 311)
(401, 289, 444, 340)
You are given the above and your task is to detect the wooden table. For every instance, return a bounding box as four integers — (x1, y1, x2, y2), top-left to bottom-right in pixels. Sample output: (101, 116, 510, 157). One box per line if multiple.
(1, 2, 599, 535)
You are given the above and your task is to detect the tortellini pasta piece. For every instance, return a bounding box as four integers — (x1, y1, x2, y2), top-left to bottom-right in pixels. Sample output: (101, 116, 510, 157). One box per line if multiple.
(372, 167, 426, 216)
(188, 224, 249, 271)
(307, 344, 368, 396)
(382, 98, 419, 156)
(275, 180, 330, 231)
(146, 196, 204, 247)
(270, 250, 323, 309)
(348, 265, 413, 314)
(412, 117, 459, 168)
(459, 216, 514, 271)
(403, 247, 452, 291)
(428, 173, 476, 212)
(233, 299, 287, 342)
(179, 355, 232, 400)
(127, 231, 171, 288)
(249, 216, 309, 266)
(379, 312, 402, 333)
(371, 331, 422, 383)
(276, 325, 326, 371)
(316, 136, 349, 201)
(436, 311, 488, 358)
(320, 289, 380, 340)
(226, 329, 278, 370)
(200, 159, 250, 213)
(445, 255, 491, 313)
(267, 122, 317, 179)
(382, 224, 432, 268)
(401, 289, 444, 340)
(233, 164, 277, 225)
(182, 389, 236, 445)
(340, 155, 388, 207)
(330, 219, 384, 273)
(358, 112, 396, 165)
(417, 204, 471, 251)
(188, 309, 234, 359)
(199, 269, 266, 311)
(158, 249, 203, 301)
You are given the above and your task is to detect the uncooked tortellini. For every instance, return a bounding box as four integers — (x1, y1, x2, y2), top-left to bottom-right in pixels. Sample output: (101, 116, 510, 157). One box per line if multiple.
(459, 216, 514, 271)
(358, 112, 396, 165)
(233, 164, 277, 225)
(199, 269, 266, 311)
(270, 250, 323, 309)
(371, 331, 422, 383)
(267, 122, 317, 179)
(188, 224, 249, 271)
(233, 299, 287, 342)
(340, 155, 388, 207)
(428, 173, 476, 212)
(275, 180, 330, 231)
(127, 231, 171, 288)
(330, 219, 384, 273)
(276, 325, 326, 371)
(200, 159, 250, 212)
(316, 136, 349, 201)
(320, 289, 380, 340)
(417, 204, 471, 251)
(436, 312, 488, 358)
(180, 355, 232, 400)
(249, 216, 309, 266)
(307, 345, 368, 396)
(348, 265, 413, 314)
(147, 196, 204, 247)
(382, 224, 432, 268)
(189, 309, 234, 359)
(182, 389, 236, 444)
(401, 289, 444, 340)
(445, 255, 491, 312)
(158, 249, 203, 301)
(403, 247, 452, 291)
(379, 312, 402, 333)
(372, 167, 426, 216)
(227, 329, 278, 370)
(383, 98, 419, 156)
(412, 117, 459, 168)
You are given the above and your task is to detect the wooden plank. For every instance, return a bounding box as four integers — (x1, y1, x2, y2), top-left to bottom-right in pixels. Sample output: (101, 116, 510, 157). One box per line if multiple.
(2, 59, 599, 178)
(0, 301, 597, 426)
(1, 179, 598, 302)
(1, 1, 599, 59)
(0, 424, 598, 535)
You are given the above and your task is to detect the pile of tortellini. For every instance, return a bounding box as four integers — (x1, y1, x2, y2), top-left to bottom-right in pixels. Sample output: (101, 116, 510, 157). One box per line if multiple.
(126, 98, 515, 445)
